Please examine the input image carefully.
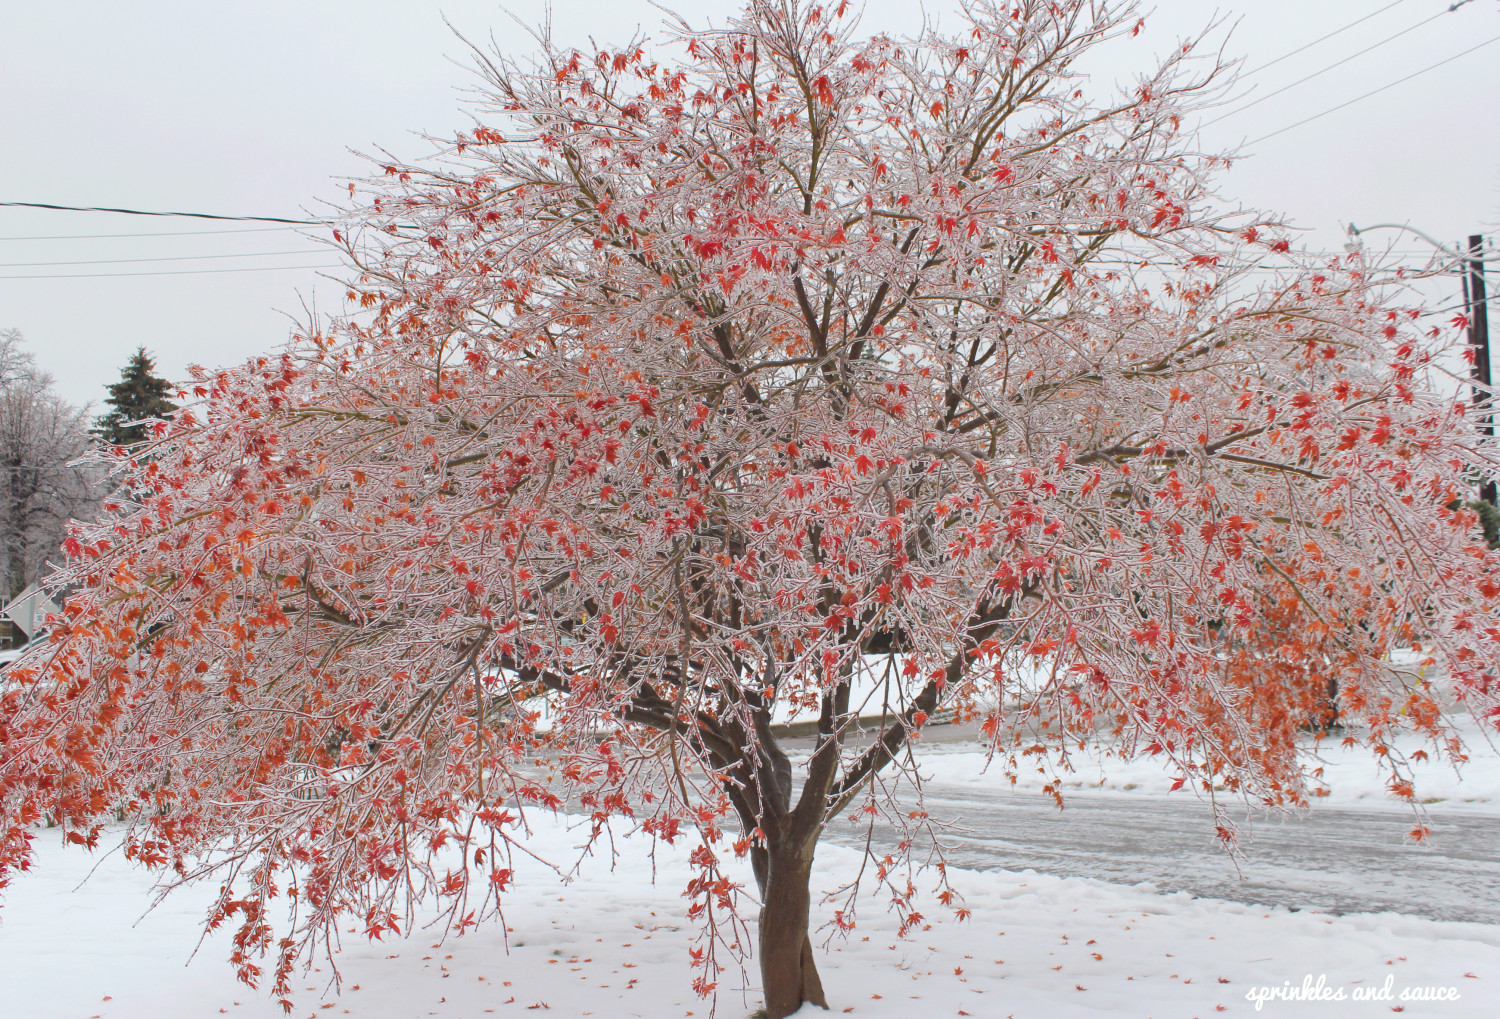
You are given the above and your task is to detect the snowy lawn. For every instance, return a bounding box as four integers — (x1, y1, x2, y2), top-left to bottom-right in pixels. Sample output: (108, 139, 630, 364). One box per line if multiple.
(906, 714, 1500, 817)
(2, 810, 1496, 1019)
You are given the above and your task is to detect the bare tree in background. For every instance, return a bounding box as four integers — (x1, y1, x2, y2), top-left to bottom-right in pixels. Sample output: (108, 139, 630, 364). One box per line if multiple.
(0, 329, 99, 601)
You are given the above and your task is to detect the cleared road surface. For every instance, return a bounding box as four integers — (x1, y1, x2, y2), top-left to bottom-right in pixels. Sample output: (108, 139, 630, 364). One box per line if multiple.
(818, 787, 1500, 925)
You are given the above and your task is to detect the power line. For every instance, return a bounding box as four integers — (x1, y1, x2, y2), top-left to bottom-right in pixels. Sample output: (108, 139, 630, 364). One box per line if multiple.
(0, 249, 326, 269)
(1203, 2, 1470, 129)
(0, 264, 343, 281)
(1246, 32, 1500, 145)
(0, 201, 324, 225)
(1243, 0, 1412, 75)
(0, 225, 302, 242)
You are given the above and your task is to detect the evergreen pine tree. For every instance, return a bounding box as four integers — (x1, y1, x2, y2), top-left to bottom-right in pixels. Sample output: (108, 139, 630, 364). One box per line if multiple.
(94, 348, 175, 447)
(1472, 499, 1500, 549)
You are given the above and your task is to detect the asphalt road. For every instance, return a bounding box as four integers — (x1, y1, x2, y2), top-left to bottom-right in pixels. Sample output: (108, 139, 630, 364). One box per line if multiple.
(817, 787, 1500, 926)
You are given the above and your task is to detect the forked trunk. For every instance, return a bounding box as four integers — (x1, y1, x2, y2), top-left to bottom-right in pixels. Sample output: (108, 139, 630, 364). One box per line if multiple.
(758, 841, 828, 1019)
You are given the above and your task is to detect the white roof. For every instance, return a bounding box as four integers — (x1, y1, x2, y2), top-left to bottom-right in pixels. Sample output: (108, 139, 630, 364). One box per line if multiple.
(2, 585, 59, 640)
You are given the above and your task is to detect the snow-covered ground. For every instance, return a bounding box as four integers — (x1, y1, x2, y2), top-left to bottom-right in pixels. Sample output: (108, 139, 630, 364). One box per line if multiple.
(4, 653, 1496, 1017)
(2, 809, 1496, 1019)
(909, 714, 1500, 816)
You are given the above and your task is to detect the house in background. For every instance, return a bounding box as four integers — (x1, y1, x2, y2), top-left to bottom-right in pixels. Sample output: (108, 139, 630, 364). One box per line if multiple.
(1, 584, 59, 650)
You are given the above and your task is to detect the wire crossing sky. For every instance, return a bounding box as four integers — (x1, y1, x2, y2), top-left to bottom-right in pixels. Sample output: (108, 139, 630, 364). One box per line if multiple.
(0, 202, 321, 225)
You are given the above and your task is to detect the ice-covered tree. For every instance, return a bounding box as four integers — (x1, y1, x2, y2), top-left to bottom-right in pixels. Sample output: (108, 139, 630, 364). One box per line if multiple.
(4, 3, 1500, 1016)
(0, 330, 97, 601)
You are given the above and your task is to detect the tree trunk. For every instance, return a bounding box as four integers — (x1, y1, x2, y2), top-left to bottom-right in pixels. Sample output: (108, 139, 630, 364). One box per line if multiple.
(759, 840, 828, 1019)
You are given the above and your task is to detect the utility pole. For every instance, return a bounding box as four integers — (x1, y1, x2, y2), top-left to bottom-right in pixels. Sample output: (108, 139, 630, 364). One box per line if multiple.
(1465, 234, 1496, 506)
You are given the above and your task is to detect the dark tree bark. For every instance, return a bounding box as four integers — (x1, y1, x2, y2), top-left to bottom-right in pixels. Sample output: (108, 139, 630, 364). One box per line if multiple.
(758, 835, 828, 1018)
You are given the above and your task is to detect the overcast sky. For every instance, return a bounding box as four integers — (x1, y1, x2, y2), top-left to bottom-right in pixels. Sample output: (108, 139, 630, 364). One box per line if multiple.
(3, 0, 1498, 408)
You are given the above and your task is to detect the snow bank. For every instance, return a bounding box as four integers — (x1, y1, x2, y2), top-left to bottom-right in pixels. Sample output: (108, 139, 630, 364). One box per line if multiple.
(908, 713, 1500, 816)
